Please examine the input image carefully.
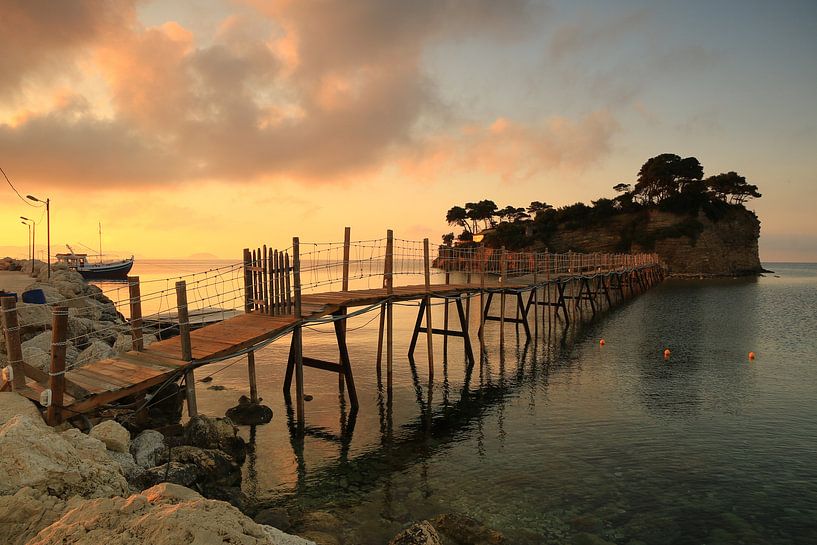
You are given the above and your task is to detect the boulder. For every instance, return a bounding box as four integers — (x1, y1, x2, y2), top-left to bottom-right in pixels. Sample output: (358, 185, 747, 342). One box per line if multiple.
(67, 316, 96, 345)
(261, 526, 316, 545)
(388, 521, 443, 545)
(15, 303, 52, 336)
(21, 346, 50, 372)
(137, 461, 200, 489)
(76, 339, 114, 367)
(22, 331, 79, 366)
(106, 450, 142, 481)
(26, 483, 311, 545)
(130, 429, 166, 468)
(0, 414, 128, 499)
(89, 419, 131, 453)
(184, 414, 246, 463)
(114, 333, 134, 354)
(429, 513, 505, 544)
(158, 445, 241, 487)
(0, 487, 67, 545)
(226, 395, 273, 425)
(0, 392, 44, 427)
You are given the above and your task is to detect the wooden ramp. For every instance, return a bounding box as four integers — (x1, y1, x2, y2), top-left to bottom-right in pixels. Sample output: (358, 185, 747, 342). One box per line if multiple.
(1, 230, 663, 427)
(13, 283, 508, 418)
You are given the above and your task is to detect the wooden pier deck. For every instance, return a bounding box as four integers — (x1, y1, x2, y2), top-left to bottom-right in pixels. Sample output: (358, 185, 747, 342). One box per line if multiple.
(1, 230, 663, 427)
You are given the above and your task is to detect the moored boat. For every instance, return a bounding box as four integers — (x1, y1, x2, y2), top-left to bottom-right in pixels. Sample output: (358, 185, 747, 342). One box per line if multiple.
(56, 248, 134, 280)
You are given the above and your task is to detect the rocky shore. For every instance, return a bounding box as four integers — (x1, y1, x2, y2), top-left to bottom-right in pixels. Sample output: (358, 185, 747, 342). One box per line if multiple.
(0, 259, 155, 373)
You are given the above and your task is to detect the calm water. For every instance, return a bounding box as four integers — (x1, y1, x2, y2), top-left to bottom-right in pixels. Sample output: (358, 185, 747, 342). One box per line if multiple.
(120, 261, 817, 544)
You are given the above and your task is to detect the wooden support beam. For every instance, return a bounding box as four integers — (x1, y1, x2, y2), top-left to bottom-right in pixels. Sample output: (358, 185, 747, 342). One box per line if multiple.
(339, 226, 351, 390)
(385, 230, 394, 392)
(247, 350, 258, 403)
(176, 280, 196, 417)
(47, 305, 68, 426)
(423, 238, 434, 380)
(1, 296, 26, 390)
(292, 237, 305, 427)
(128, 276, 144, 351)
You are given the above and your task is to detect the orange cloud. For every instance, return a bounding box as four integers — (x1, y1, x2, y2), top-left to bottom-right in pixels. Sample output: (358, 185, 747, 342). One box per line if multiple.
(400, 111, 619, 183)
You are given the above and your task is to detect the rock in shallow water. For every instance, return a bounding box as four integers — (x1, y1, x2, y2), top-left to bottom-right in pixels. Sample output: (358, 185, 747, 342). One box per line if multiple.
(184, 414, 246, 463)
(226, 395, 273, 425)
(388, 521, 443, 545)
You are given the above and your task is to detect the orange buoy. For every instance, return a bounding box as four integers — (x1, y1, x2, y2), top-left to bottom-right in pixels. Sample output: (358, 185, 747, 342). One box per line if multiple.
(748, 351, 756, 360)
(663, 348, 671, 360)
(599, 339, 605, 346)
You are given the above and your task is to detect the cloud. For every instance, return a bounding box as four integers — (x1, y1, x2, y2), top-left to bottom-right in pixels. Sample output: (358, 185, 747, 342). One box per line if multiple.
(400, 110, 619, 183)
(1, 0, 574, 188)
(549, 8, 649, 61)
(0, 0, 136, 100)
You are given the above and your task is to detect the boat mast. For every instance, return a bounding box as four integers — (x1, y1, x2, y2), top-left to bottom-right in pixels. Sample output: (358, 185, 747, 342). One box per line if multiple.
(99, 222, 102, 259)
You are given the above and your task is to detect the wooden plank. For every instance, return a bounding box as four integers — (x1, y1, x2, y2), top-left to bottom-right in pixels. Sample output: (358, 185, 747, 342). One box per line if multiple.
(66, 370, 177, 414)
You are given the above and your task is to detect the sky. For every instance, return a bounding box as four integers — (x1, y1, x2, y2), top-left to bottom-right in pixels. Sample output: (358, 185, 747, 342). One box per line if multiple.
(1, 0, 815, 261)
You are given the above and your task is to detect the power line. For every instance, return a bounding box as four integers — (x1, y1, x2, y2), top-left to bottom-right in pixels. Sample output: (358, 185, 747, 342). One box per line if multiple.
(1, 166, 40, 207)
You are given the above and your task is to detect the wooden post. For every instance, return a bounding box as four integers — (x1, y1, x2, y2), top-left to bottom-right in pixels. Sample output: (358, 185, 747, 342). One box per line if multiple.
(292, 238, 305, 427)
(423, 238, 434, 380)
(128, 276, 144, 351)
(243, 248, 252, 313)
(339, 227, 351, 390)
(500, 246, 506, 345)
(533, 254, 539, 339)
(262, 245, 269, 313)
(47, 305, 68, 425)
(1, 297, 26, 390)
(478, 246, 486, 348)
(385, 230, 394, 392)
(247, 350, 258, 403)
(176, 281, 197, 417)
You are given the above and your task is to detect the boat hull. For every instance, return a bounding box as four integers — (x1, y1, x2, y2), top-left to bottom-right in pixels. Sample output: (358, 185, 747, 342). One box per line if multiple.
(77, 259, 134, 280)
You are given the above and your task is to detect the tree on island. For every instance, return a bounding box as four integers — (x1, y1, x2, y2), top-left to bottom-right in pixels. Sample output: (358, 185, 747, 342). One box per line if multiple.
(633, 153, 704, 203)
(441, 153, 761, 249)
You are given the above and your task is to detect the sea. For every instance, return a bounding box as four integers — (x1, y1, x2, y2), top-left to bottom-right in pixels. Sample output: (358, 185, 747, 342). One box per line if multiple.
(98, 260, 817, 544)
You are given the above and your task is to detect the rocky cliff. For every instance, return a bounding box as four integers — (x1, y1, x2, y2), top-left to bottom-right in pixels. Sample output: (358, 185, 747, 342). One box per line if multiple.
(544, 207, 761, 276)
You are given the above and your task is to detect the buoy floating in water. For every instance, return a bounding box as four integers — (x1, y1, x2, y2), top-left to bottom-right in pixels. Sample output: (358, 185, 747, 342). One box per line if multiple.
(748, 351, 756, 360)
(663, 348, 671, 360)
(599, 339, 605, 346)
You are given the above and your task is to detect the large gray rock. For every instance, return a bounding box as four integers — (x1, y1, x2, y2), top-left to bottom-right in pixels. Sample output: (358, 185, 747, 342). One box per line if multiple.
(0, 392, 43, 427)
(15, 303, 52, 336)
(0, 413, 128, 499)
(130, 429, 166, 468)
(106, 450, 142, 481)
(184, 415, 246, 463)
(0, 487, 67, 545)
(23, 482, 309, 545)
(89, 419, 131, 453)
(76, 340, 114, 367)
(21, 346, 50, 372)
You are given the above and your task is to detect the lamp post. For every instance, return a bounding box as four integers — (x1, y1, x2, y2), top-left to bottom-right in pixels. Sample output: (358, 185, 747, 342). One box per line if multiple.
(25, 195, 49, 278)
(20, 221, 30, 264)
(20, 216, 35, 276)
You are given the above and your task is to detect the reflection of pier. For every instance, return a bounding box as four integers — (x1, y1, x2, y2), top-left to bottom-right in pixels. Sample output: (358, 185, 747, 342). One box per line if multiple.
(1, 227, 663, 432)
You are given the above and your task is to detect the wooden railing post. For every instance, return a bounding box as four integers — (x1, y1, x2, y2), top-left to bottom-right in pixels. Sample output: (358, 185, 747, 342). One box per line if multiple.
(128, 276, 144, 351)
(292, 237, 305, 426)
(243, 248, 252, 313)
(423, 238, 434, 379)
(339, 227, 351, 390)
(176, 280, 197, 417)
(1, 296, 26, 391)
(385, 230, 394, 392)
(47, 306, 68, 426)
(499, 246, 507, 345)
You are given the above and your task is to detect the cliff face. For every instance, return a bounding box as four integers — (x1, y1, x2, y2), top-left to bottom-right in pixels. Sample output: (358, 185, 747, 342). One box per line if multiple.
(545, 208, 761, 276)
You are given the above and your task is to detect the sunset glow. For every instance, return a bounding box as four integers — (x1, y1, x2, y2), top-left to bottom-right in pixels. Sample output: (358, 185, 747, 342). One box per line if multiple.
(1, 1, 815, 260)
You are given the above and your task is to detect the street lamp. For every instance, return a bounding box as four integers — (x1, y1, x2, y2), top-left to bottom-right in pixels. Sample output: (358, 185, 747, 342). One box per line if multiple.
(25, 195, 50, 278)
(20, 216, 35, 276)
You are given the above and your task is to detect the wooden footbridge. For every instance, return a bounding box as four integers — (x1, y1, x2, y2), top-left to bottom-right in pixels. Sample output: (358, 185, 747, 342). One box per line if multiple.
(1, 228, 663, 427)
